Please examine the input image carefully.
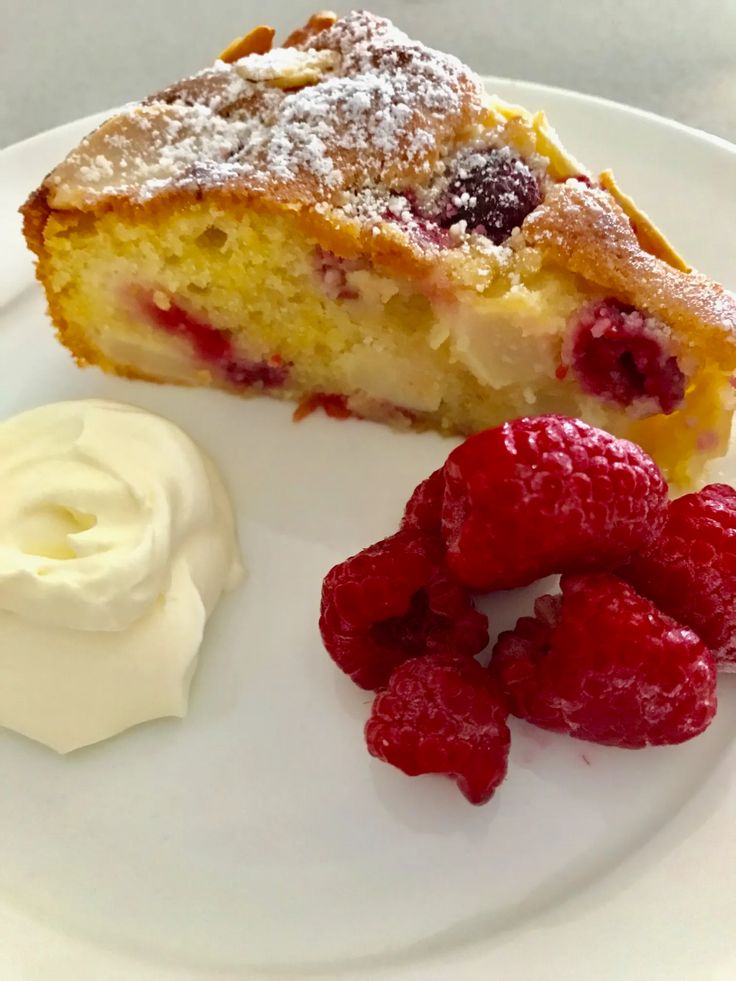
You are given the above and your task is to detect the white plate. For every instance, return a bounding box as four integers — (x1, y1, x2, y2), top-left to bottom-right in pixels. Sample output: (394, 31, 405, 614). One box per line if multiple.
(0, 79, 735, 981)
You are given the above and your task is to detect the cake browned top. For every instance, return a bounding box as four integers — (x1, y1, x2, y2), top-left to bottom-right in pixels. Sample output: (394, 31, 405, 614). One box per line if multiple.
(44, 11, 484, 209)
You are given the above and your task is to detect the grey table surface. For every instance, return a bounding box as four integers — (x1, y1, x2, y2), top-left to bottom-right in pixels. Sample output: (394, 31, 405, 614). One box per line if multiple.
(1, 0, 735, 150)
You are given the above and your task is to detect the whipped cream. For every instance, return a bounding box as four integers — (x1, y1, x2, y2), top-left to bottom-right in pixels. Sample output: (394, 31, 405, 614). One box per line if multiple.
(0, 400, 242, 753)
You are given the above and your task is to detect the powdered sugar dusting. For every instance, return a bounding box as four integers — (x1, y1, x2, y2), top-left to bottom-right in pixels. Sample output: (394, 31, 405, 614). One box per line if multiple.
(47, 10, 482, 214)
(47, 103, 250, 204)
(232, 46, 332, 82)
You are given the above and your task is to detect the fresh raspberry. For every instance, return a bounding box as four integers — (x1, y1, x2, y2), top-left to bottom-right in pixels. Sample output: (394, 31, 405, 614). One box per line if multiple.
(492, 573, 717, 748)
(437, 147, 542, 243)
(365, 653, 510, 804)
(622, 483, 736, 670)
(320, 531, 489, 690)
(442, 415, 668, 591)
(400, 467, 445, 538)
(565, 298, 685, 414)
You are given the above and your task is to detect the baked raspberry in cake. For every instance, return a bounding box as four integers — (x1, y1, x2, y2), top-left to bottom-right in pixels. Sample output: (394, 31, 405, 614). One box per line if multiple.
(21, 11, 736, 484)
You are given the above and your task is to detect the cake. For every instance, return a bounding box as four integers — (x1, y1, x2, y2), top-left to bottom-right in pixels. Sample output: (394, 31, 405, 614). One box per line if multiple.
(21, 10, 736, 485)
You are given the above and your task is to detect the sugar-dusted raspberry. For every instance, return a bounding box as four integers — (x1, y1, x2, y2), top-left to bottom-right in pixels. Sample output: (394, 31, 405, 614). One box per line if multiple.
(492, 573, 717, 748)
(438, 147, 542, 244)
(622, 483, 736, 670)
(400, 467, 445, 537)
(442, 415, 668, 591)
(365, 652, 510, 804)
(564, 297, 685, 414)
(320, 531, 489, 690)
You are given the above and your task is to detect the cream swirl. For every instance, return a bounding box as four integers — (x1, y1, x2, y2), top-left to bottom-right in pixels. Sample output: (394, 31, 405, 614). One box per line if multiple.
(0, 400, 242, 753)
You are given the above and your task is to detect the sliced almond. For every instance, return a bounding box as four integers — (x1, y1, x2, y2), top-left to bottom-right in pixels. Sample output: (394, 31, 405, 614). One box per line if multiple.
(218, 25, 275, 64)
(530, 110, 587, 180)
(489, 97, 587, 180)
(283, 11, 338, 48)
(600, 169, 690, 272)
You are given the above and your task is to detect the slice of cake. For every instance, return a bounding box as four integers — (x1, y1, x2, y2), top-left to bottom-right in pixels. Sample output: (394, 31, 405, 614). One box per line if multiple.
(22, 10, 736, 485)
